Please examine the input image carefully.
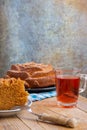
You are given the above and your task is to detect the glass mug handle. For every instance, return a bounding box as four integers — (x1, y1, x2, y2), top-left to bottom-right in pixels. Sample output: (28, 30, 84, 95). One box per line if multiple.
(79, 74, 87, 93)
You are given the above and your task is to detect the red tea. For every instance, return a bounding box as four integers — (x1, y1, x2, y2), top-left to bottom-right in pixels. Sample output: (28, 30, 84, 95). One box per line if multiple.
(55, 76, 80, 104)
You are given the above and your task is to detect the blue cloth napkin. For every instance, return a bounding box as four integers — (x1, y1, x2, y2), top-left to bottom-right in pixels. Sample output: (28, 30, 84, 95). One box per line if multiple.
(29, 90, 56, 102)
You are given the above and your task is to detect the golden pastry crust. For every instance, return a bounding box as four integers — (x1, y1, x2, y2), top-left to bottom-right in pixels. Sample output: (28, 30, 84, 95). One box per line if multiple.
(7, 70, 30, 80)
(26, 75, 55, 88)
(5, 62, 55, 88)
(0, 78, 28, 110)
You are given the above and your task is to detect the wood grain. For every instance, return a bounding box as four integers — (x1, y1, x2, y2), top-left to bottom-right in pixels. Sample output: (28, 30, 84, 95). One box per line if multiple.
(16, 96, 87, 130)
(0, 116, 30, 130)
(0, 96, 87, 129)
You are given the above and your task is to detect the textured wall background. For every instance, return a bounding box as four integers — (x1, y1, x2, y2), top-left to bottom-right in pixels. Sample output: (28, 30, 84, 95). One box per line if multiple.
(0, 0, 87, 78)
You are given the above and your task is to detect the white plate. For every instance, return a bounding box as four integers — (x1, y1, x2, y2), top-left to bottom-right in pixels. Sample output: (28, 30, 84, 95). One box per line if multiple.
(0, 99, 32, 117)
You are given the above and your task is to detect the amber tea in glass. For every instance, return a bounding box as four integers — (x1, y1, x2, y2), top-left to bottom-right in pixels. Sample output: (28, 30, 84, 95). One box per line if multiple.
(55, 68, 87, 108)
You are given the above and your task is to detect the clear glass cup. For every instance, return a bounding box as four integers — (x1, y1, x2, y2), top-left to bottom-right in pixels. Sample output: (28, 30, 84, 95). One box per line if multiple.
(55, 67, 87, 108)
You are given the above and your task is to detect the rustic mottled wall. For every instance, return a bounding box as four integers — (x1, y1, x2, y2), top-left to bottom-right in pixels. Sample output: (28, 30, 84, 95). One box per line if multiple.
(0, 0, 87, 77)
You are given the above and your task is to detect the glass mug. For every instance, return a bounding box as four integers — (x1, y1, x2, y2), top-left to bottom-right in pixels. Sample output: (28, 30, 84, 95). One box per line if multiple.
(55, 68, 87, 108)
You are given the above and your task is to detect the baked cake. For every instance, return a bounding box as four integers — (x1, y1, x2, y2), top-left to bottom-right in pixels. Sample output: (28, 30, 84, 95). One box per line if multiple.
(5, 62, 55, 88)
(0, 78, 28, 110)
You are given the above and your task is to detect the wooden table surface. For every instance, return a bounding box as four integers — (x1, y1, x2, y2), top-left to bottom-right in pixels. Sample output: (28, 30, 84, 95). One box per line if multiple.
(0, 96, 87, 130)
